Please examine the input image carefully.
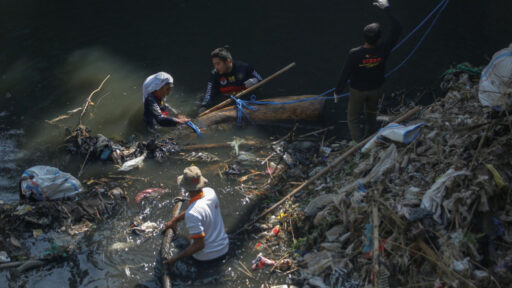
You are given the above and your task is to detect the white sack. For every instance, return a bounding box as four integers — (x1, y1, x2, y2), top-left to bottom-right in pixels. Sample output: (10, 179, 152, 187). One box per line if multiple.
(20, 166, 84, 201)
(478, 44, 512, 108)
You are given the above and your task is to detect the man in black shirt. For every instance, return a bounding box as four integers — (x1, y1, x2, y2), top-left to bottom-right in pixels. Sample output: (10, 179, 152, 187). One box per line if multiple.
(199, 47, 262, 113)
(335, 0, 402, 141)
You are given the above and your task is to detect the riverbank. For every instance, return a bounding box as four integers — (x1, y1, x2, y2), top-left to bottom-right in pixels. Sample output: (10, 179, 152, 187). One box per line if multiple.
(240, 66, 511, 287)
(1, 63, 511, 287)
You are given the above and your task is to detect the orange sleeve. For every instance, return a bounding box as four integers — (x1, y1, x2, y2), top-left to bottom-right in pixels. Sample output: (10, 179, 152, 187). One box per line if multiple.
(189, 233, 206, 239)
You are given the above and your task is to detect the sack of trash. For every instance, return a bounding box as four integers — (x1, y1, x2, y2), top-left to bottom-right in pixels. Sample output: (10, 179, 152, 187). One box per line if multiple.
(478, 44, 512, 109)
(20, 166, 84, 200)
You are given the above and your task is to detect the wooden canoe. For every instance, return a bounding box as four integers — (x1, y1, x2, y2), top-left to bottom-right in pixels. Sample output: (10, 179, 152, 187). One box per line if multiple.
(197, 95, 325, 127)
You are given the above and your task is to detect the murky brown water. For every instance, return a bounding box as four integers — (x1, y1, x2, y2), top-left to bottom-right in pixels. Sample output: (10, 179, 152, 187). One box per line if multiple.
(1, 0, 511, 286)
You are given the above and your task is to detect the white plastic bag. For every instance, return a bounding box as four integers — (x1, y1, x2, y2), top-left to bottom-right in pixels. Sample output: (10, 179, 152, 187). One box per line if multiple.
(20, 166, 84, 200)
(479, 44, 512, 108)
(420, 168, 470, 223)
(362, 122, 424, 152)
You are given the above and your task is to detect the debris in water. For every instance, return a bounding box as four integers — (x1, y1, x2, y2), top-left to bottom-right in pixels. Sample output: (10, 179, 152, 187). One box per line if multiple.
(134, 188, 169, 203)
(118, 153, 146, 171)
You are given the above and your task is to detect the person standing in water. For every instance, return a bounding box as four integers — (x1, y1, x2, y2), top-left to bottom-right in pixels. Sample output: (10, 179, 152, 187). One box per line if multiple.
(199, 47, 263, 113)
(142, 72, 190, 132)
(334, 0, 402, 142)
(163, 166, 229, 269)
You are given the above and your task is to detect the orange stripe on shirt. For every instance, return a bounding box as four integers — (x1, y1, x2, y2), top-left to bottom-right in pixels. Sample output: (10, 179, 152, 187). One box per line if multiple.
(189, 233, 206, 239)
(188, 191, 204, 205)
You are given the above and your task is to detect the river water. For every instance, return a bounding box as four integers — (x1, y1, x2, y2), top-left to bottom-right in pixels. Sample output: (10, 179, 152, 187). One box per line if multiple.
(1, 0, 511, 287)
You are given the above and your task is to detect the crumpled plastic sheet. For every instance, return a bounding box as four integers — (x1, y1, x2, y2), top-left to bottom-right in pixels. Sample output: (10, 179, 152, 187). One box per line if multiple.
(420, 168, 471, 223)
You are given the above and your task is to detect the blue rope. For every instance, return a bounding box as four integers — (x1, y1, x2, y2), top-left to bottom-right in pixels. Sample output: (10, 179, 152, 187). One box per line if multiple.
(232, 92, 349, 125)
(392, 0, 448, 52)
(229, 0, 450, 125)
(186, 121, 203, 137)
(231, 96, 258, 126)
(386, 0, 450, 77)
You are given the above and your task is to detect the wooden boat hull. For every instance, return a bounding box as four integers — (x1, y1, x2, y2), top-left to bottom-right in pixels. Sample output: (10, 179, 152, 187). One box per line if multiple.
(197, 95, 325, 127)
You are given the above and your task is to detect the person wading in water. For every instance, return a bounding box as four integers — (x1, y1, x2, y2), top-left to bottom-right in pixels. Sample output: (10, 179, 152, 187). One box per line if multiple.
(199, 47, 263, 114)
(142, 72, 190, 133)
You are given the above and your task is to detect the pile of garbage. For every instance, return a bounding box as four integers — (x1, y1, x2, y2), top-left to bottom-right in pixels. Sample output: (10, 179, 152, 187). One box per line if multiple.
(247, 63, 512, 287)
(64, 125, 181, 170)
(0, 172, 127, 268)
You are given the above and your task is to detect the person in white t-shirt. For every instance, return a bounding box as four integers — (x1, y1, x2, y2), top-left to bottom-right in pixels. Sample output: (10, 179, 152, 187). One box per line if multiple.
(163, 166, 229, 269)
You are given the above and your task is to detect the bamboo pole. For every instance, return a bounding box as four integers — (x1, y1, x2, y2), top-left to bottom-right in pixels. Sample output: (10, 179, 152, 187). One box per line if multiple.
(182, 140, 261, 151)
(160, 191, 187, 288)
(239, 106, 421, 232)
(198, 62, 296, 117)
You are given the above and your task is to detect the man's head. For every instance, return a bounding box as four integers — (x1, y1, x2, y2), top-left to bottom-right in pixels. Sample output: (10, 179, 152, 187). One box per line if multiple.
(211, 47, 233, 74)
(363, 22, 382, 46)
(177, 166, 208, 192)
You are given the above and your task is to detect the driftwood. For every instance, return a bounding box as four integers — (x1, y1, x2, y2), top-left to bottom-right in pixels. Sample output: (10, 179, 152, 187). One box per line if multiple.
(238, 106, 421, 232)
(160, 192, 187, 288)
(197, 95, 325, 127)
(79, 75, 111, 126)
(46, 75, 110, 126)
(198, 62, 296, 117)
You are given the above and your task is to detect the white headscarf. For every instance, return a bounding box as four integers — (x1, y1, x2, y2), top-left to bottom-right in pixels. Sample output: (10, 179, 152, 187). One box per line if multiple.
(142, 72, 174, 103)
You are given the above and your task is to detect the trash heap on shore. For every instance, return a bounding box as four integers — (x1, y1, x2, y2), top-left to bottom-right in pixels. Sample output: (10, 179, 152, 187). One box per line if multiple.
(247, 69, 511, 287)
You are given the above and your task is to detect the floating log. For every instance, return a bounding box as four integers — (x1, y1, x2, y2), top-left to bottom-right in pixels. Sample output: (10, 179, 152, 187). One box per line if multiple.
(197, 95, 325, 127)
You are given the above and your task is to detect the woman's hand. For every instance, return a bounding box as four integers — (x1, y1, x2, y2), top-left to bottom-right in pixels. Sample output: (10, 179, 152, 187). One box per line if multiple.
(174, 117, 191, 124)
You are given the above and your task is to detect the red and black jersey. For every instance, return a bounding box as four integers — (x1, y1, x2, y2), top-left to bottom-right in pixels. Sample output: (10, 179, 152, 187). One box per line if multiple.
(201, 60, 262, 108)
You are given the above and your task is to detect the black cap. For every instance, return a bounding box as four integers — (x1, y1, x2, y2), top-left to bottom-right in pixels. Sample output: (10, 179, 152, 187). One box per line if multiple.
(363, 23, 381, 45)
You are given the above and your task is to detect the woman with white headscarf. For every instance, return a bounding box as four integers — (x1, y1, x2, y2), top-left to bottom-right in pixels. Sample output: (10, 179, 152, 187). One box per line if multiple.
(143, 72, 190, 131)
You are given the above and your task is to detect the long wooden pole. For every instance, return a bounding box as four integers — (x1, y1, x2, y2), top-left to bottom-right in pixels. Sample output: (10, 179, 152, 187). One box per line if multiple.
(160, 191, 186, 288)
(241, 106, 421, 230)
(182, 140, 260, 151)
(198, 62, 296, 117)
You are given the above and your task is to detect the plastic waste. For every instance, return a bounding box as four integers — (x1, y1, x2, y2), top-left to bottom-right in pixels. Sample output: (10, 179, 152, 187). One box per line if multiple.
(362, 122, 424, 152)
(135, 188, 169, 203)
(110, 241, 136, 250)
(252, 253, 275, 269)
(420, 168, 470, 223)
(478, 44, 512, 109)
(33, 229, 43, 238)
(271, 225, 281, 236)
(0, 251, 10, 263)
(118, 153, 146, 171)
(184, 152, 219, 162)
(20, 166, 84, 201)
(485, 164, 506, 189)
(230, 137, 245, 155)
(14, 204, 34, 215)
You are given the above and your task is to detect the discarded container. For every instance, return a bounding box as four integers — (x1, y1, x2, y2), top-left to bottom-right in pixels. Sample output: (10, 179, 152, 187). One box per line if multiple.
(362, 122, 424, 152)
(252, 253, 275, 269)
(272, 225, 281, 236)
(20, 166, 84, 201)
